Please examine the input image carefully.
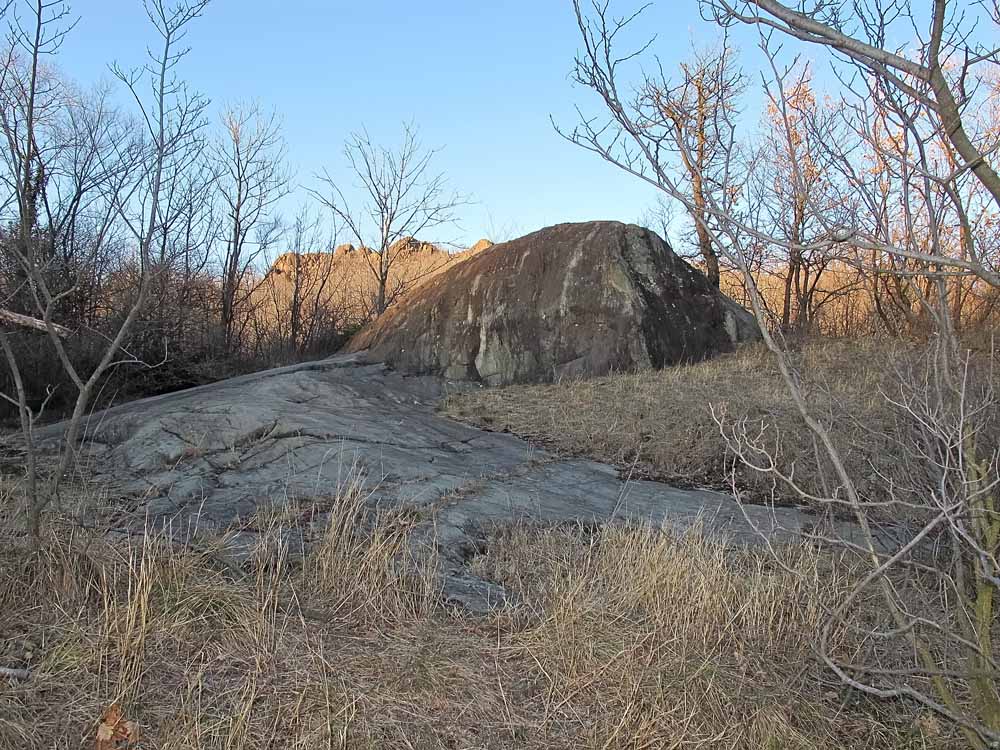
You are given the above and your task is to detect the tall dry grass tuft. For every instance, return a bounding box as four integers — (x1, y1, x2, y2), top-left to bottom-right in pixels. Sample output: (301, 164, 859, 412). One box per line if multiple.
(301, 465, 440, 625)
(475, 521, 927, 749)
(0, 467, 441, 749)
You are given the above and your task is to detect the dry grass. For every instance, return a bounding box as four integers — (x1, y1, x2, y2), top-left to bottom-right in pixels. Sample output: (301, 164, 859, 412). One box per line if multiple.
(442, 340, 961, 506)
(1, 340, 990, 747)
(475, 522, 944, 749)
(0, 475, 453, 750)
(0, 493, 952, 748)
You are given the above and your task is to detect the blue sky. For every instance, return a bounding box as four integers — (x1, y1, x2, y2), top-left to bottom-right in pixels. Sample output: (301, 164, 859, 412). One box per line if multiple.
(54, 1, 786, 248)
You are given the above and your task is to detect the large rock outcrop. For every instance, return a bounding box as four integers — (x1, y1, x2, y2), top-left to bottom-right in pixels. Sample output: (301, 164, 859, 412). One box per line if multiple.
(348, 221, 759, 385)
(32, 353, 823, 611)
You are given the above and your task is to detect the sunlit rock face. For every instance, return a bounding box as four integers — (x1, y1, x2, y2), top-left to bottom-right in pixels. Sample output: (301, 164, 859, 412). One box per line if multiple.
(348, 221, 759, 385)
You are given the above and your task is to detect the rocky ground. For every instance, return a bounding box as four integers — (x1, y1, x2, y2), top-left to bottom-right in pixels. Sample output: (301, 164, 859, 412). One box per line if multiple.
(5, 351, 960, 750)
(34, 352, 829, 611)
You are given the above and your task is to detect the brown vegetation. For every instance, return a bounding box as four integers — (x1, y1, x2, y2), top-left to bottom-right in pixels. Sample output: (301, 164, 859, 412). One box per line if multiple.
(0, 474, 955, 748)
(443, 341, 941, 503)
(720, 263, 1000, 338)
(569, 0, 1000, 739)
(2, 0, 999, 744)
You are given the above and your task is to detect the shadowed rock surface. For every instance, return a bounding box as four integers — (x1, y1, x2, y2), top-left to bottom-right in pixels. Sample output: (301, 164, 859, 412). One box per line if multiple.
(29, 354, 831, 611)
(348, 221, 760, 385)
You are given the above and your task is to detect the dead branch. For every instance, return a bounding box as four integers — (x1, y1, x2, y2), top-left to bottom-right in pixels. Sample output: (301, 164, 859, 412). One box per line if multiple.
(0, 308, 70, 338)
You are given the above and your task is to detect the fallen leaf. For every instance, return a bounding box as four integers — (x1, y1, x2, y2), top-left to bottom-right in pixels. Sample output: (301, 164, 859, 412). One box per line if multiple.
(95, 702, 140, 749)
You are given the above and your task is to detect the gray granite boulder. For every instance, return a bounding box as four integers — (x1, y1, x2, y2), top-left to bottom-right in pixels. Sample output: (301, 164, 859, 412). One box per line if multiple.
(348, 221, 760, 385)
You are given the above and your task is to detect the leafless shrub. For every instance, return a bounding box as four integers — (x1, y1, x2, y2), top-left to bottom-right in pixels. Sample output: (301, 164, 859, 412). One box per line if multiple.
(567, 0, 1000, 742)
(0, 0, 211, 538)
(311, 121, 467, 317)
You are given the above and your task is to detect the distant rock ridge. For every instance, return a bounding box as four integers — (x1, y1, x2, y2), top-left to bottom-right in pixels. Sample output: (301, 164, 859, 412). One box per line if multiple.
(257, 236, 495, 332)
(268, 236, 492, 279)
(390, 236, 443, 255)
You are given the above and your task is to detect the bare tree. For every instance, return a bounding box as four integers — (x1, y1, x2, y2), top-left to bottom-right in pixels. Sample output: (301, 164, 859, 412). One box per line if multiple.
(254, 205, 343, 359)
(311, 122, 465, 317)
(0, 0, 210, 538)
(636, 194, 676, 245)
(213, 101, 289, 353)
(284, 208, 341, 356)
(568, 0, 1000, 743)
(702, 0, 1000, 224)
(559, 17, 746, 289)
(653, 39, 746, 287)
(749, 61, 865, 333)
(140, 131, 215, 358)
